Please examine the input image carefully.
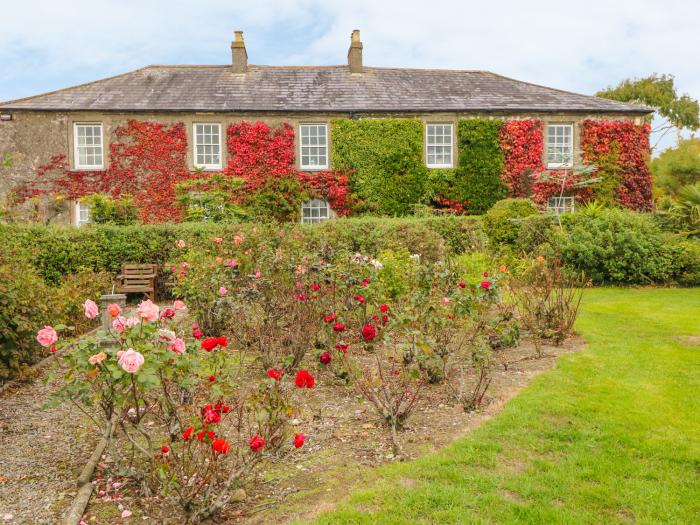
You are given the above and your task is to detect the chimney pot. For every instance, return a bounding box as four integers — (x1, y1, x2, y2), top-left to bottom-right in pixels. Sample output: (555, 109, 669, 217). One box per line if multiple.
(231, 30, 248, 74)
(347, 29, 363, 73)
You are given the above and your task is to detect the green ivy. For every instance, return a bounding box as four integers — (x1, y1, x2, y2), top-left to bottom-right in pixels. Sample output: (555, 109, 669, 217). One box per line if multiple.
(450, 119, 507, 214)
(331, 118, 429, 215)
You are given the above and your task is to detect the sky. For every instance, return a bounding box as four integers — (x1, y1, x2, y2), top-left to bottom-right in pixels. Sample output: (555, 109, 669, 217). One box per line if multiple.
(1, 0, 699, 151)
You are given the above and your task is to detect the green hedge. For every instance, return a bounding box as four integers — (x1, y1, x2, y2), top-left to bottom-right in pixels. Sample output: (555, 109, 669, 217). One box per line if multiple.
(331, 118, 429, 215)
(511, 208, 700, 285)
(0, 216, 485, 286)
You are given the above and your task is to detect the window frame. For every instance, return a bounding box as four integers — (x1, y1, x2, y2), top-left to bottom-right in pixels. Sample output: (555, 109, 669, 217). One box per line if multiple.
(546, 123, 574, 169)
(193, 123, 223, 170)
(74, 200, 91, 227)
(547, 196, 575, 215)
(425, 123, 454, 168)
(73, 123, 104, 170)
(301, 198, 331, 224)
(298, 123, 329, 171)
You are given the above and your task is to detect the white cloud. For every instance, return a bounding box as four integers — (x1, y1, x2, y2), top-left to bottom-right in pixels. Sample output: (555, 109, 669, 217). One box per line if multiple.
(1, 0, 699, 150)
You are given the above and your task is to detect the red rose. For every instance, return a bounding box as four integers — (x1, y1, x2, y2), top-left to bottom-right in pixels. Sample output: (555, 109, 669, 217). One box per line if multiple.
(183, 425, 195, 441)
(335, 343, 349, 353)
(197, 429, 215, 443)
(267, 368, 282, 381)
(483, 271, 489, 277)
(458, 281, 466, 289)
(361, 324, 377, 342)
(293, 433, 306, 449)
(295, 369, 315, 388)
(323, 313, 337, 323)
(361, 278, 370, 287)
(311, 284, 321, 291)
(212, 438, 230, 455)
(161, 444, 170, 454)
(249, 434, 265, 453)
(221, 405, 230, 413)
(354, 294, 366, 303)
(201, 337, 218, 351)
(216, 336, 228, 348)
(332, 323, 346, 333)
(160, 308, 175, 320)
(381, 315, 389, 325)
(320, 352, 331, 365)
(201, 404, 221, 424)
(480, 281, 491, 290)
(208, 375, 216, 382)
(379, 304, 389, 313)
(193, 329, 203, 339)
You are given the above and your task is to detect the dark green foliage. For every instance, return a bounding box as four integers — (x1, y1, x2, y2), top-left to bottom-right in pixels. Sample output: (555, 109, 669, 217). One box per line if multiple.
(81, 194, 138, 225)
(0, 216, 485, 287)
(448, 119, 507, 214)
(556, 208, 686, 284)
(242, 175, 309, 223)
(330, 119, 429, 215)
(483, 198, 540, 248)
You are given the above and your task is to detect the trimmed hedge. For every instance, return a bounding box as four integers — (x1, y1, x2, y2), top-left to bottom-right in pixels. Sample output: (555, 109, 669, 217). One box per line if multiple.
(0, 216, 485, 286)
(483, 198, 540, 248)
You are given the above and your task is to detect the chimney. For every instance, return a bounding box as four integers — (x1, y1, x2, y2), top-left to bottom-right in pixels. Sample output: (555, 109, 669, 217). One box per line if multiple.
(231, 31, 247, 74)
(347, 29, 363, 73)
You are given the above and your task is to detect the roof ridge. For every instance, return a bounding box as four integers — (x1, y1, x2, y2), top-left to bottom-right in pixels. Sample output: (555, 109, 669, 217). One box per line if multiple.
(0, 66, 153, 107)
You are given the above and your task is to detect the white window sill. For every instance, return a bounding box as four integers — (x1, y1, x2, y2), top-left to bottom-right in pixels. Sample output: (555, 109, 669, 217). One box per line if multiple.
(300, 166, 329, 171)
(194, 166, 223, 171)
(547, 163, 573, 169)
(73, 166, 104, 171)
(427, 164, 453, 169)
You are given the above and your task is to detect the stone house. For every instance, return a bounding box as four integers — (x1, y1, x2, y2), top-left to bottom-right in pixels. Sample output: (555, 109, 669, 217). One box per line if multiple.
(0, 30, 652, 225)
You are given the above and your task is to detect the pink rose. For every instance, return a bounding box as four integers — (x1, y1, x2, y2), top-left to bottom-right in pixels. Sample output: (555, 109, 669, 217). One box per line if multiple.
(173, 300, 187, 310)
(125, 316, 140, 329)
(254, 270, 261, 279)
(112, 316, 127, 334)
(219, 286, 228, 296)
(84, 299, 99, 319)
(442, 297, 450, 305)
(137, 299, 159, 322)
(226, 260, 238, 268)
(117, 348, 145, 373)
(168, 338, 186, 355)
(88, 352, 107, 365)
(36, 326, 58, 347)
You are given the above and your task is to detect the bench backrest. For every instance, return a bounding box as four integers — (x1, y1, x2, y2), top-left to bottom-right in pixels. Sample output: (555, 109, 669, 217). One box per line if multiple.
(122, 264, 158, 277)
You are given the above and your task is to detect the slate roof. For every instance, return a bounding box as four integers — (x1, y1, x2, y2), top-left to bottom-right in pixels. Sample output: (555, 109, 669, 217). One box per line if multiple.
(0, 65, 652, 114)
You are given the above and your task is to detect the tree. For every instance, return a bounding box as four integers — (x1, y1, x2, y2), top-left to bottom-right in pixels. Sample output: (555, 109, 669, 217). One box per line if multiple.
(651, 138, 700, 195)
(597, 74, 699, 149)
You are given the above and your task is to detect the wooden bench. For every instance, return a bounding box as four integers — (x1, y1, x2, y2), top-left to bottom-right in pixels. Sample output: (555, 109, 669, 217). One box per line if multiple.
(116, 264, 158, 301)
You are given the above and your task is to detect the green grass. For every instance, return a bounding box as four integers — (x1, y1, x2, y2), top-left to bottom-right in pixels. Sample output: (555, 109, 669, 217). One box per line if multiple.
(303, 288, 700, 524)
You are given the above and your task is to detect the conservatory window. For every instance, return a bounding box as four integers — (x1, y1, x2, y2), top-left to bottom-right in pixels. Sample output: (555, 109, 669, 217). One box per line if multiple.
(301, 199, 330, 224)
(74, 201, 91, 227)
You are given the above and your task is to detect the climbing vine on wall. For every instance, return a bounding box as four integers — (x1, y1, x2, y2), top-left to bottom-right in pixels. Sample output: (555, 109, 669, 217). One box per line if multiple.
(580, 119, 652, 210)
(331, 118, 429, 215)
(500, 119, 544, 198)
(30, 120, 192, 222)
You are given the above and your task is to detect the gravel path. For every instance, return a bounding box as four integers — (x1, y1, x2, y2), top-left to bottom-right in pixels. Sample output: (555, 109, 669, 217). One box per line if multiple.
(0, 364, 99, 524)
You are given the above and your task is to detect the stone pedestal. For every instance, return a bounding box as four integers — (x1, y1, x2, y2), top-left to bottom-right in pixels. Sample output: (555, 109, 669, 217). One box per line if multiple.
(99, 294, 127, 331)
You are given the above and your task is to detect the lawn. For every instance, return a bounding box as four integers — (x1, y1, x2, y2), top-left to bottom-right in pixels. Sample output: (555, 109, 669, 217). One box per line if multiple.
(302, 288, 700, 524)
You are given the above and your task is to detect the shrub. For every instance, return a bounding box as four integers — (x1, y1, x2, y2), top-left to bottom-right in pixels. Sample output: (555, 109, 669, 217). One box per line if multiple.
(667, 240, 700, 286)
(0, 216, 485, 287)
(0, 255, 109, 382)
(557, 208, 677, 284)
(81, 194, 138, 225)
(483, 198, 540, 248)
